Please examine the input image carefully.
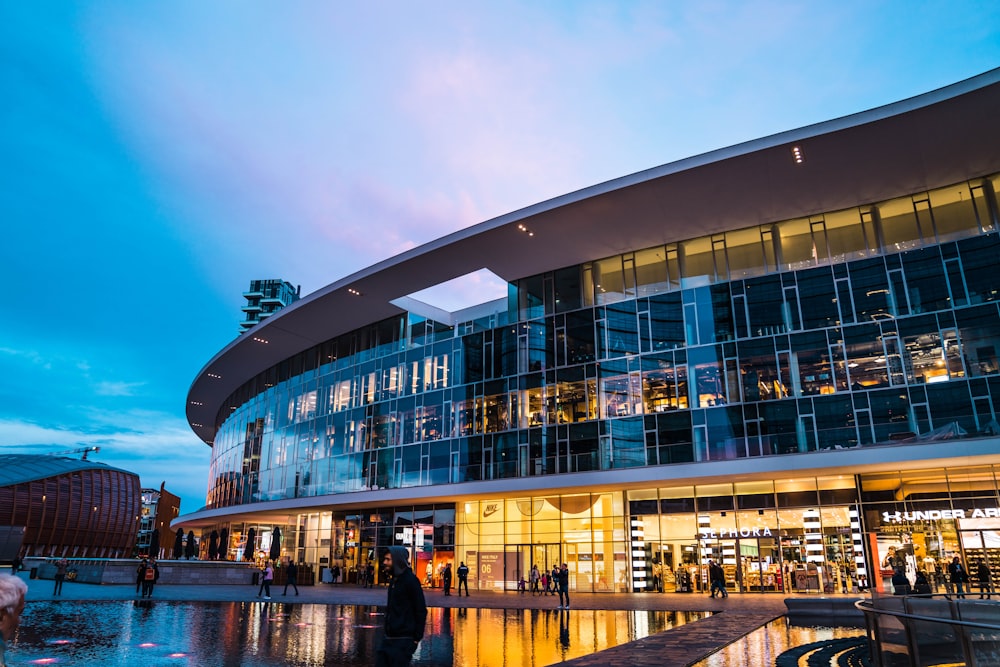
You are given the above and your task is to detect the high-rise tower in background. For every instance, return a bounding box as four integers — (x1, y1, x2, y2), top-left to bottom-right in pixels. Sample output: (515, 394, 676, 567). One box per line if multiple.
(239, 279, 300, 334)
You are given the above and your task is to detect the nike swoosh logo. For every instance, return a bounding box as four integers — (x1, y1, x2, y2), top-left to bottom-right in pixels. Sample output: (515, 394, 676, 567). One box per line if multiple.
(483, 507, 499, 518)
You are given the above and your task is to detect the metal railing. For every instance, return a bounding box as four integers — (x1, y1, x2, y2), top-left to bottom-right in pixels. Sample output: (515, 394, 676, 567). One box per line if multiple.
(857, 593, 1000, 667)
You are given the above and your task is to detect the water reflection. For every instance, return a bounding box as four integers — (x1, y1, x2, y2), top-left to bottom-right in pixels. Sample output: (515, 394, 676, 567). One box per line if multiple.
(13, 601, 707, 666)
(689, 617, 865, 667)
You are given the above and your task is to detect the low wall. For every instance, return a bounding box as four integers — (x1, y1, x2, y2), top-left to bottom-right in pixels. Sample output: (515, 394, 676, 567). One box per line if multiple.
(785, 596, 865, 624)
(23, 557, 257, 586)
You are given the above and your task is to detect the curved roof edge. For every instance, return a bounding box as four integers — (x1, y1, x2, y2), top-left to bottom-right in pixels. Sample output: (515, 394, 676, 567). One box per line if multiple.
(0, 454, 139, 488)
(187, 68, 1000, 445)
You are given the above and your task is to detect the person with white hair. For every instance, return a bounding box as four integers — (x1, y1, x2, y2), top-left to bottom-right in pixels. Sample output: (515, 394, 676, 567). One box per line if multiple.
(0, 574, 27, 666)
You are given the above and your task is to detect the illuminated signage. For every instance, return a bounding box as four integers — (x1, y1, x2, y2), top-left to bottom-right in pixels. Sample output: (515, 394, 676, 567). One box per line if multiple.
(881, 508, 1000, 524)
(698, 527, 773, 539)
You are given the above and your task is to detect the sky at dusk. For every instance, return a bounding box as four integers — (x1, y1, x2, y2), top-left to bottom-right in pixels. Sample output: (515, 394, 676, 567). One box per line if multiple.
(1, 2, 999, 513)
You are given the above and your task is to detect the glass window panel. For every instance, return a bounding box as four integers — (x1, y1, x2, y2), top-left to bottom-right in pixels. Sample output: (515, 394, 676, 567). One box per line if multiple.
(775, 479, 817, 494)
(680, 236, 716, 287)
(553, 267, 582, 313)
(790, 331, 836, 397)
(813, 395, 857, 449)
(948, 466, 999, 497)
(845, 324, 888, 389)
(957, 306, 1000, 377)
(901, 247, 950, 314)
(697, 483, 734, 497)
(867, 388, 913, 442)
(849, 259, 892, 323)
(738, 338, 785, 402)
(879, 197, 924, 251)
(594, 256, 626, 305)
(777, 217, 815, 269)
(796, 267, 840, 330)
(745, 276, 787, 337)
(930, 182, 983, 242)
(735, 481, 775, 495)
(648, 294, 685, 351)
(660, 485, 695, 499)
(824, 208, 872, 262)
(635, 247, 670, 297)
(960, 235, 1000, 305)
(725, 227, 768, 280)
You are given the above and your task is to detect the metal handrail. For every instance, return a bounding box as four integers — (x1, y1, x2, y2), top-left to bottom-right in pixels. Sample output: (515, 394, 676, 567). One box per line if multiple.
(855, 595, 1000, 667)
(855, 597, 1000, 632)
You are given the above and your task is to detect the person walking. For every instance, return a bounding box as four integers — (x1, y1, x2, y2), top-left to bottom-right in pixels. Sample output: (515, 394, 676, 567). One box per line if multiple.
(367, 561, 376, 588)
(541, 569, 550, 596)
(977, 560, 992, 599)
(141, 558, 160, 598)
(259, 560, 274, 599)
(375, 547, 427, 667)
(709, 560, 728, 598)
(456, 561, 470, 596)
(949, 556, 969, 598)
(135, 558, 148, 596)
(550, 565, 560, 596)
(52, 557, 68, 596)
(283, 560, 300, 596)
(442, 562, 452, 596)
(530, 564, 540, 596)
(556, 563, 570, 609)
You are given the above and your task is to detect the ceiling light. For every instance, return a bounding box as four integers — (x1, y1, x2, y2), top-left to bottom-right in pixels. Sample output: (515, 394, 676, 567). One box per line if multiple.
(791, 146, 804, 164)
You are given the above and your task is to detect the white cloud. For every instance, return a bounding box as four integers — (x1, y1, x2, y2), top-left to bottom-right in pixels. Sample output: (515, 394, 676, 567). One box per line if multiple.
(94, 380, 146, 397)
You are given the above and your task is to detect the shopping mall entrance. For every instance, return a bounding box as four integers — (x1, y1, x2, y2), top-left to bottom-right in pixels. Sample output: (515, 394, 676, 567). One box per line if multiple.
(699, 536, 784, 592)
(501, 543, 562, 591)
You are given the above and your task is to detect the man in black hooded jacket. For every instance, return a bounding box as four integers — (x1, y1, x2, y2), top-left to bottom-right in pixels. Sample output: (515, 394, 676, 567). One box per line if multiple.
(376, 546, 427, 666)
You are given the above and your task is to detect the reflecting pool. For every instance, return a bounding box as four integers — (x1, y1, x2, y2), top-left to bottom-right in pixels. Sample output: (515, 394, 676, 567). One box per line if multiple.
(690, 617, 866, 667)
(12, 601, 709, 666)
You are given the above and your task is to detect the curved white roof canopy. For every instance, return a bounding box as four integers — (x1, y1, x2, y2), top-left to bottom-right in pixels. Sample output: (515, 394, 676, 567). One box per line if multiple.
(187, 68, 1000, 446)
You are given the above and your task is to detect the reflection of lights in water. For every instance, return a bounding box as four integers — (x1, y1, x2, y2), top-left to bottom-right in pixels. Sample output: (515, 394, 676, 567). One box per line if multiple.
(46, 639, 74, 645)
(21, 601, 699, 666)
(29, 660, 60, 665)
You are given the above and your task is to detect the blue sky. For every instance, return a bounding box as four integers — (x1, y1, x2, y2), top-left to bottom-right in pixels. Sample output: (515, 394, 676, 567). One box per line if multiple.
(1, 2, 998, 513)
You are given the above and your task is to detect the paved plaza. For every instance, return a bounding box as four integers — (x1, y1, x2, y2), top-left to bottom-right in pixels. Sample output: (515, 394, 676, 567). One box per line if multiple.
(15, 572, 864, 666)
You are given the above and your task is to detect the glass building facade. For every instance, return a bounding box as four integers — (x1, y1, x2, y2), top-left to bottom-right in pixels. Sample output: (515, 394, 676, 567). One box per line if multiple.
(181, 72, 1000, 594)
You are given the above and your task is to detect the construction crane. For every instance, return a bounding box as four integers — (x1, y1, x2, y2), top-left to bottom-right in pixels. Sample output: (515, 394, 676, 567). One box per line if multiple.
(45, 446, 101, 460)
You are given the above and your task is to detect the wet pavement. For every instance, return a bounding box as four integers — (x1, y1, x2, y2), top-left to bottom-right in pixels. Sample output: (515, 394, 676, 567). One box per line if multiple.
(15, 573, 866, 666)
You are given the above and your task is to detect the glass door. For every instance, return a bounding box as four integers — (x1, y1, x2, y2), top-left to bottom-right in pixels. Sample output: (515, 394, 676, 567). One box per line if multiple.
(504, 543, 562, 592)
(743, 537, 783, 592)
